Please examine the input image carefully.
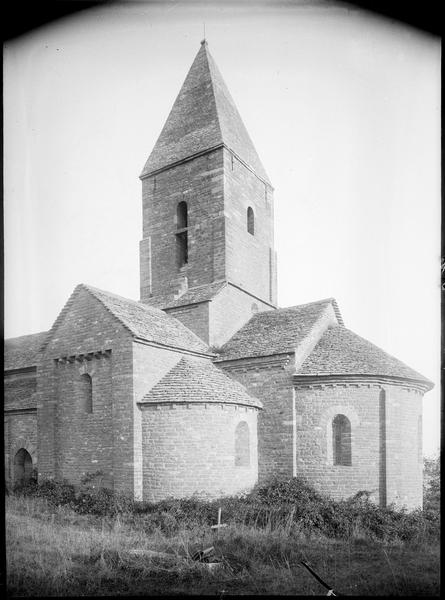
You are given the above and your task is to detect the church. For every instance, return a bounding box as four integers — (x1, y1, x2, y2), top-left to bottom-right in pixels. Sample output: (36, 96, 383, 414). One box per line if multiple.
(4, 41, 433, 509)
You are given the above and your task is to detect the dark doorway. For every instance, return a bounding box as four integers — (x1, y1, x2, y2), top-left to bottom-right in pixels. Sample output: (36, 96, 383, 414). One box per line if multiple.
(14, 448, 33, 485)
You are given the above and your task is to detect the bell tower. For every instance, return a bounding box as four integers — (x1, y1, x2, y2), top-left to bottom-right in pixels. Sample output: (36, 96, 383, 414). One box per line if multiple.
(139, 41, 277, 345)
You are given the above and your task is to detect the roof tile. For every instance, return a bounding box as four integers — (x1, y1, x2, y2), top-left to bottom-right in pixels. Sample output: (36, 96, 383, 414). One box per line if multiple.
(216, 299, 341, 361)
(4, 332, 48, 371)
(145, 281, 226, 309)
(141, 356, 262, 408)
(140, 42, 271, 184)
(298, 326, 433, 386)
(83, 285, 209, 354)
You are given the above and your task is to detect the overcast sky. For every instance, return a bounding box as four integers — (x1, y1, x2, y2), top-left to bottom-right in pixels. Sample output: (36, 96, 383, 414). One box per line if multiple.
(4, 1, 440, 455)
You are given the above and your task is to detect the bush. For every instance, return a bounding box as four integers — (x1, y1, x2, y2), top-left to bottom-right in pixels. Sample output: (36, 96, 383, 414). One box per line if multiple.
(13, 475, 439, 543)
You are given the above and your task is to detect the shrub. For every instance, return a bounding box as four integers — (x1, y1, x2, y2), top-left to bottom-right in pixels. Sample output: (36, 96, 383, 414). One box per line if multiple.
(13, 475, 439, 543)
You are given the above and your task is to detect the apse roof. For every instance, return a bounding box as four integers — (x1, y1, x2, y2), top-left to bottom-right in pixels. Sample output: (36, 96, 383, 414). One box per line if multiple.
(140, 356, 262, 408)
(297, 326, 433, 388)
(140, 41, 271, 184)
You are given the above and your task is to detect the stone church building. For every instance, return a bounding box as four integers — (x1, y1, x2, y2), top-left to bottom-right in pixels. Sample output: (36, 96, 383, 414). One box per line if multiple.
(4, 41, 433, 509)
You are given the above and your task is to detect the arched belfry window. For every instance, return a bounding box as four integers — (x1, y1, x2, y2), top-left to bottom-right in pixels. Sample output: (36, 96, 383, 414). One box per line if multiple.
(176, 201, 189, 267)
(332, 414, 351, 466)
(247, 207, 255, 235)
(81, 373, 93, 414)
(235, 421, 250, 466)
(14, 449, 33, 485)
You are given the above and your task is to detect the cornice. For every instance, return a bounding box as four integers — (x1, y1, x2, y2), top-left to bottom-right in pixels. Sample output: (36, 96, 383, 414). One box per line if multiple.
(293, 373, 432, 393)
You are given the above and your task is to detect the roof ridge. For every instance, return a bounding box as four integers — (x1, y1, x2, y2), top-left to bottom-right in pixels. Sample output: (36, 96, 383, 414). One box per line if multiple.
(203, 44, 224, 154)
(278, 297, 339, 311)
(84, 284, 210, 353)
(40, 284, 84, 352)
(82, 283, 152, 311)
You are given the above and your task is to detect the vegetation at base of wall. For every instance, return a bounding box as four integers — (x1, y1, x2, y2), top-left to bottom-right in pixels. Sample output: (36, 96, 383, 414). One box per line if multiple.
(12, 465, 440, 545)
(5, 492, 440, 597)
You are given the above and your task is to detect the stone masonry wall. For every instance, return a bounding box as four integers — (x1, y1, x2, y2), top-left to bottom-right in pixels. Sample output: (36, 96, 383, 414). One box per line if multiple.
(294, 382, 424, 509)
(37, 287, 134, 495)
(164, 302, 210, 344)
(132, 341, 186, 500)
(52, 355, 114, 487)
(5, 370, 37, 411)
(384, 386, 424, 509)
(223, 148, 277, 305)
(4, 412, 37, 484)
(218, 356, 295, 481)
(294, 384, 381, 503)
(4, 369, 38, 484)
(140, 148, 225, 302)
(209, 284, 274, 348)
(140, 402, 259, 502)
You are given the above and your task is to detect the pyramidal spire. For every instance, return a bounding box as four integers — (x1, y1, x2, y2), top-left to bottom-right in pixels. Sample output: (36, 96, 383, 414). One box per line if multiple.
(140, 42, 271, 184)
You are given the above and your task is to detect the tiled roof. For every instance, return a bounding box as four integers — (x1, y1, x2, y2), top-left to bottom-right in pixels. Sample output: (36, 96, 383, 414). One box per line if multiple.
(141, 356, 262, 408)
(140, 42, 271, 184)
(4, 332, 48, 371)
(41, 284, 210, 355)
(84, 285, 210, 354)
(216, 299, 341, 361)
(298, 326, 433, 386)
(146, 281, 227, 309)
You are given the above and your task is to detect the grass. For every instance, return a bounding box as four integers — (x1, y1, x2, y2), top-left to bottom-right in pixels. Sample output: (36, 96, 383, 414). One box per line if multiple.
(5, 493, 440, 596)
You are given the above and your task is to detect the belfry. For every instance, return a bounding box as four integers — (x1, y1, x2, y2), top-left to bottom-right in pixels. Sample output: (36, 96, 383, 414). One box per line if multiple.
(4, 42, 433, 509)
(139, 40, 277, 346)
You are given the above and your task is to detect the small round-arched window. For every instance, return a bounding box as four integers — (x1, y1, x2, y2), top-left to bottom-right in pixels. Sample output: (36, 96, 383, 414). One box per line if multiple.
(81, 373, 93, 414)
(332, 414, 351, 466)
(247, 207, 254, 235)
(235, 421, 250, 466)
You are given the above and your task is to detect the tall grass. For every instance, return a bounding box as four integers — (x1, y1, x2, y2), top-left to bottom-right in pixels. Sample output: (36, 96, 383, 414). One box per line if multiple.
(6, 476, 440, 596)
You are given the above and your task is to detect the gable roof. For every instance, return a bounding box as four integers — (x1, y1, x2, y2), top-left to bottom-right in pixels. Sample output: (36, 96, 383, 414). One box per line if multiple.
(146, 281, 227, 310)
(4, 331, 48, 371)
(216, 298, 342, 361)
(140, 356, 262, 408)
(297, 326, 434, 388)
(41, 284, 209, 355)
(140, 41, 271, 184)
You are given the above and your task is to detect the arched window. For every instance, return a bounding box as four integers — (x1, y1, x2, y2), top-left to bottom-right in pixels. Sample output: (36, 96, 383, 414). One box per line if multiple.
(332, 414, 351, 466)
(235, 421, 250, 466)
(176, 201, 189, 267)
(14, 448, 33, 485)
(81, 373, 93, 414)
(247, 206, 254, 235)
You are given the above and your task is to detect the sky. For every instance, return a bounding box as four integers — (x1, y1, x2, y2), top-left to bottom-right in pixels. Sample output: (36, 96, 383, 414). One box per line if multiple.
(4, 1, 441, 456)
